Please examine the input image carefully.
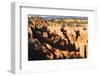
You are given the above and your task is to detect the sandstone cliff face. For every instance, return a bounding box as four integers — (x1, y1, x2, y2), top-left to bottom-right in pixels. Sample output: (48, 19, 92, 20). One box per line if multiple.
(28, 16, 88, 60)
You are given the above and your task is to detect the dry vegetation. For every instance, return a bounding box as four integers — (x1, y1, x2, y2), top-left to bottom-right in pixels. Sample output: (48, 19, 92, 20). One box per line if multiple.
(28, 16, 88, 60)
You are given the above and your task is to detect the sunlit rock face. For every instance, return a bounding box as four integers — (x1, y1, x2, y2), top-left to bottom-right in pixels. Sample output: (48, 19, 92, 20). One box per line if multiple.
(28, 16, 88, 60)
